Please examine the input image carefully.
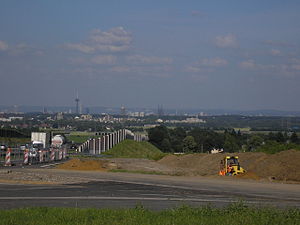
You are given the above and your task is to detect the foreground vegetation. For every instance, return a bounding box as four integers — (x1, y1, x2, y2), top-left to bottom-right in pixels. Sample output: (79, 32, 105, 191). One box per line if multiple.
(103, 139, 165, 160)
(0, 203, 299, 225)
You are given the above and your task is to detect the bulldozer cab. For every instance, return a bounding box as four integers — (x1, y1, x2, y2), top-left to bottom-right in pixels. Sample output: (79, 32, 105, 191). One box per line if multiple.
(219, 156, 246, 176)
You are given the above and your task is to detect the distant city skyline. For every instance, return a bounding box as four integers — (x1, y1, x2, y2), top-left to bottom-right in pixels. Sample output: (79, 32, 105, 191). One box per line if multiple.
(2, 104, 300, 117)
(0, 1, 300, 111)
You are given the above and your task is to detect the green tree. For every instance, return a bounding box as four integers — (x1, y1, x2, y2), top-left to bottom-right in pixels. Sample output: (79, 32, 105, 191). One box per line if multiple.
(161, 138, 172, 152)
(182, 136, 197, 153)
(247, 135, 263, 151)
(290, 132, 299, 144)
(148, 126, 170, 149)
(224, 134, 240, 153)
(275, 132, 285, 143)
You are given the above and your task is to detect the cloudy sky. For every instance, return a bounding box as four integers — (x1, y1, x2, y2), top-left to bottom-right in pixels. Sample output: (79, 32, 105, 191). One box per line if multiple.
(0, 0, 300, 110)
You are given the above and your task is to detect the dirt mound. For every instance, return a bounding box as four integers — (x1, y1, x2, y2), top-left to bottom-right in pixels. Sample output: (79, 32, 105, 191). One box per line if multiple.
(57, 158, 109, 171)
(158, 150, 300, 182)
(243, 150, 300, 182)
(159, 153, 225, 176)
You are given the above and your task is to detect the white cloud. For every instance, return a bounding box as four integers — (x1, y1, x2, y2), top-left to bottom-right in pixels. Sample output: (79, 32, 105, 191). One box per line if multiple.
(291, 58, 300, 64)
(9, 43, 41, 55)
(186, 57, 228, 73)
(0, 40, 8, 51)
(215, 34, 238, 48)
(90, 27, 131, 45)
(109, 66, 131, 73)
(263, 40, 294, 47)
(270, 49, 281, 56)
(126, 55, 173, 65)
(239, 60, 256, 69)
(66, 27, 132, 54)
(291, 64, 300, 70)
(91, 55, 116, 65)
(65, 43, 95, 54)
(201, 57, 228, 67)
(239, 58, 300, 77)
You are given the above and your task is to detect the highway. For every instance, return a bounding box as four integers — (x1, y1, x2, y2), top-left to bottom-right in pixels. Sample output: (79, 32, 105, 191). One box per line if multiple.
(0, 169, 299, 210)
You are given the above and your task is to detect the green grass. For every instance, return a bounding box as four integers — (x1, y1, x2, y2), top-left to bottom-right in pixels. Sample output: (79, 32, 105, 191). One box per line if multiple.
(103, 140, 166, 160)
(0, 137, 30, 145)
(67, 135, 98, 144)
(0, 203, 299, 225)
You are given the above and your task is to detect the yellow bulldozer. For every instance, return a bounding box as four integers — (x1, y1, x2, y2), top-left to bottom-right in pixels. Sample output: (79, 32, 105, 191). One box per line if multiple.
(219, 156, 246, 176)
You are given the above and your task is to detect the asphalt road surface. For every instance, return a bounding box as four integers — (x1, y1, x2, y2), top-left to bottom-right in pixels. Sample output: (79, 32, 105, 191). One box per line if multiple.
(0, 169, 299, 210)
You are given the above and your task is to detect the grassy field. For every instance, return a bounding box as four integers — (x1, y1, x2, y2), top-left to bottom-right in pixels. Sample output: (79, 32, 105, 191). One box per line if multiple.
(0, 203, 299, 225)
(67, 135, 98, 144)
(0, 137, 30, 146)
(103, 139, 165, 160)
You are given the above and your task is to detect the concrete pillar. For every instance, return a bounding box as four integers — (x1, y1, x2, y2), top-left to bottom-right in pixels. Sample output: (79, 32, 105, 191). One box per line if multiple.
(112, 133, 115, 146)
(103, 136, 106, 152)
(114, 132, 116, 146)
(110, 134, 113, 149)
(98, 138, 101, 154)
(108, 134, 111, 149)
(105, 135, 109, 151)
(93, 139, 96, 154)
(100, 137, 102, 153)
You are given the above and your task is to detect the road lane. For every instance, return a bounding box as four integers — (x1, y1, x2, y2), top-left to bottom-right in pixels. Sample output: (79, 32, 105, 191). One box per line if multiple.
(0, 168, 299, 209)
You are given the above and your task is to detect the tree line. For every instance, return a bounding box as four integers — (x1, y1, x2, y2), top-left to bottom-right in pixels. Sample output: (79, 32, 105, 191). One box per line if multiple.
(147, 126, 300, 154)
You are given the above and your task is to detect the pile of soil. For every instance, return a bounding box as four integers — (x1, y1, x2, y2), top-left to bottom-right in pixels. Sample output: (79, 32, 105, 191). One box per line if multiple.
(57, 158, 109, 171)
(58, 158, 173, 174)
(158, 150, 300, 182)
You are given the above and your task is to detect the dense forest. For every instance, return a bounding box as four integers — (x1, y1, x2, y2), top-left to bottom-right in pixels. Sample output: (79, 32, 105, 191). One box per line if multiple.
(147, 126, 300, 154)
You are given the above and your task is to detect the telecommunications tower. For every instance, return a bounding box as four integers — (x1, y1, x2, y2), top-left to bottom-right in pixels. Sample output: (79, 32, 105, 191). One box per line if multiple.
(75, 91, 80, 114)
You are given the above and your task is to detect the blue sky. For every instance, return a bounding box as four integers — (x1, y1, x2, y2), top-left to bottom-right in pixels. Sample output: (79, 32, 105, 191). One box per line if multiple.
(0, 0, 300, 110)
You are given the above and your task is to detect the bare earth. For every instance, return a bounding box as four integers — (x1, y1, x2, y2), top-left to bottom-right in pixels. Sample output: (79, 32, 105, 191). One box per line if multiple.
(0, 150, 299, 185)
(57, 150, 300, 183)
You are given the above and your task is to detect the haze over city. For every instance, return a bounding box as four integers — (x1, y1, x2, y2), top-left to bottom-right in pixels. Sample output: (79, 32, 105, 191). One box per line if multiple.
(1, 1, 300, 111)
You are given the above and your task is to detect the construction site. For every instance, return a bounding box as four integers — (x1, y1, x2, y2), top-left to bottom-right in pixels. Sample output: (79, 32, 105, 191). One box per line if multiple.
(53, 149, 300, 182)
(0, 138, 299, 218)
(1, 139, 300, 184)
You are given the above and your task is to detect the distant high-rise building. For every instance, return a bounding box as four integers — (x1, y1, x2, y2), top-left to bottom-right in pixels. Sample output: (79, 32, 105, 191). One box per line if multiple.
(120, 105, 126, 116)
(85, 107, 90, 114)
(13, 105, 18, 113)
(75, 91, 80, 114)
(157, 104, 164, 116)
(56, 112, 64, 120)
(43, 107, 48, 114)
